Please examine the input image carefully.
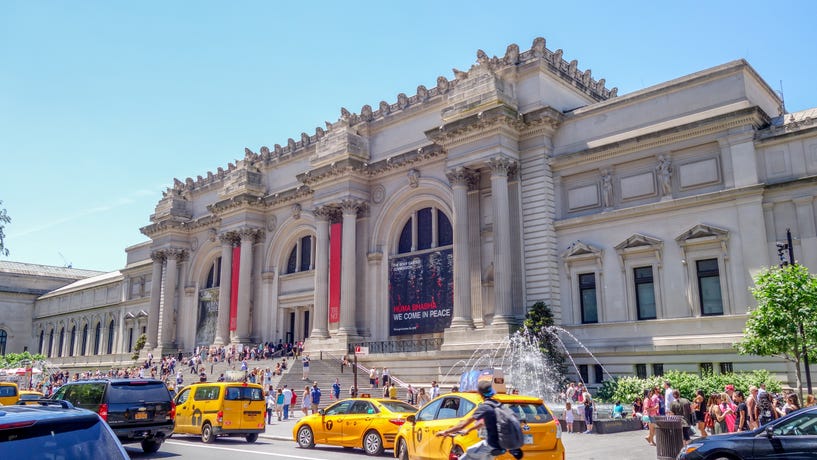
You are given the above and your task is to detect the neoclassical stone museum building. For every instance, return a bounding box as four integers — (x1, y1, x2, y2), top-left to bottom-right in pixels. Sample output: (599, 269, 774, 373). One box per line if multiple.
(4, 37, 817, 386)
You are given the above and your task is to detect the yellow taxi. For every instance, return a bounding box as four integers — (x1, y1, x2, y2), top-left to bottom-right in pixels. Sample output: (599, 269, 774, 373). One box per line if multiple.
(173, 381, 266, 443)
(293, 398, 417, 456)
(16, 390, 45, 405)
(393, 392, 564, 460)
(0, 382, 19, 406)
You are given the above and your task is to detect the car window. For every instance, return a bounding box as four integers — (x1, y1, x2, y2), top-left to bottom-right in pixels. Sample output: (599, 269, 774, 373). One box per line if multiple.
(350, 401, 376, 414)
(458, 398, 476, 417)
(324, 400, 353, 415)
(507, 402, 554, 423)
(63, 383, 106, 405)
(379, 401, 417, 413)
(774, 411, 817, 436)
(225, 387, 241, 400)
(235, 387, 263, 401)
(52, 386, 68, 400)
(0, 386, 18, 397)
(194, 386, 220, 401)
(416, 399, 443, 422)
(176, 388, 191, 405)
(0, 415, 126, 459)
(107, 382, 169, 403)
(437, 397, 462, 420)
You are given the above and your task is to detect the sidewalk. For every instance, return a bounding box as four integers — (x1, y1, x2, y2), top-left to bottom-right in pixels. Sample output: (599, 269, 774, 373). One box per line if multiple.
(259, 415, 303, 441)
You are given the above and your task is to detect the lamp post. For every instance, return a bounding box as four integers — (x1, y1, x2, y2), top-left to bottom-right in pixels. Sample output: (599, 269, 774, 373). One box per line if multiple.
(778, 228, 812, 396)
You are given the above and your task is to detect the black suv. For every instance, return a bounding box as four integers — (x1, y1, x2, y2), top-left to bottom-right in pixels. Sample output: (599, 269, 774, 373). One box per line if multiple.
(0, 400, 128, 459)
(52, 378, 175, 453)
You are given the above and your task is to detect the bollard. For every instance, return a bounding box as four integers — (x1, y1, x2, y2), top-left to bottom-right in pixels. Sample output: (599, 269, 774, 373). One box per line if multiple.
(653, 415, 684, 460)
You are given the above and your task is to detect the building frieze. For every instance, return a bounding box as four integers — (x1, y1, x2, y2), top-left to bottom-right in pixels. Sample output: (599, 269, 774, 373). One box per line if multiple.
(551, 107, 770, 171)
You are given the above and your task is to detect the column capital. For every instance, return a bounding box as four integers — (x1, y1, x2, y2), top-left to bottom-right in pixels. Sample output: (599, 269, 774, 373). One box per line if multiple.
(238, 227, 264, 243)
(446, 167, 479, 189)
(340, 198, 367, 217)
(313, 205, 338, 222)
(165, 248, 188, 261)
(487, 156, 517, 178)
(150, 250, 165, 262)
(219, 232, 238, 246)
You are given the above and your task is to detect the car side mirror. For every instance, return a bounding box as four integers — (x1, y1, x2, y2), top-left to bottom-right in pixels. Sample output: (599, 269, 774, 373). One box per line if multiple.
(406, 414, 415, 423)
(765, 426, 775, 438)
(318, 409, 325, 416)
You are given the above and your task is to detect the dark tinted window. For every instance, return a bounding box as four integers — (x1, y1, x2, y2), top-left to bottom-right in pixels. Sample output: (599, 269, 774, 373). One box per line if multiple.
(0, 415, 126, 459)
(0, 385, 17, 397)
(438, 210, 453, 246)
(349, 401, 376, 414)
(417, 207, 433, 250)
(194, 386, 220, 401)
(224, 386, 263, 401)
(62, 383, 106, 405)
(107, 382, 169, 403)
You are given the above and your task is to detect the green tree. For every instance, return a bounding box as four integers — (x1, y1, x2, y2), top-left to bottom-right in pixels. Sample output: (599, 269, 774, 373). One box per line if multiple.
(0, 351, 46, 368)
(132, 333, 147, 360)
(0, 200, 10, 257)
(736, 264, 817, 398)
(523, 301, 566, 376)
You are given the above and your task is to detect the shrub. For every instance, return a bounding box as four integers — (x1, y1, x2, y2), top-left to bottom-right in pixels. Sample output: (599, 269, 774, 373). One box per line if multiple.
(595, 370, 781, 402)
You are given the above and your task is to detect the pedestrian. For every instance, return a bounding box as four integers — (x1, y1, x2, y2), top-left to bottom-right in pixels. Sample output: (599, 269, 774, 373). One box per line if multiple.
(275, 388, 284, 421)
(369, 367, 377, 388)
(407, 384, 415, 405)
(746, 386, 759, 429)
(310, 382, 321, 414)
(430, 381, 440, 399)
(669, 389, 694, 444)
(643, 388, 658, 445)
(301, 385, 311, 416)
(282, 385, 292, 420)
(382, 367, 391, 386)
(266, 390, 276, 424)
(302, 353, 310, 380)
(693, 389, 707, 438)
(416, 387, 429, 407)
(582, 395, 594, 434)
(436, 380, 523, 460)
(564, 401, 575, 433)
(332, 378, 341, 400)
(734, 390, 750, 432)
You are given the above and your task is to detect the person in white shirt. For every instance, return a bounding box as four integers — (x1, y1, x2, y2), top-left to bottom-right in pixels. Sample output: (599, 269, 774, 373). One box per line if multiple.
(282, 385, 293, 420)
(430, 381, 440, 399)
(664, 381, 675, 415)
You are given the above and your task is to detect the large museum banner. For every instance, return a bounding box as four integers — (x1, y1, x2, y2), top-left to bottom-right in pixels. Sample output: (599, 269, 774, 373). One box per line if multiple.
(389, 248, 454, 336)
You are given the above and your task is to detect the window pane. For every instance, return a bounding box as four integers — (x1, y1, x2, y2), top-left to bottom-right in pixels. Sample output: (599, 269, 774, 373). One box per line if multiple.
(286, 247, 297, 274)
(636, 282, 656, 319)
(438, 210, 453, 246)
(417, 207, 432, 250)
(579, 273, 597, 324)
(579, 364, 589, 384)
(699, 276, 723, 315)
(300, 236, 312, 271)
(398, 220, 412, 254)
(719, 362, 733, 374)
(652, 363, 664, 377)
(700, 362, 713, 376)
(635, 364, 647, 379)
(594, 364, 604, 384)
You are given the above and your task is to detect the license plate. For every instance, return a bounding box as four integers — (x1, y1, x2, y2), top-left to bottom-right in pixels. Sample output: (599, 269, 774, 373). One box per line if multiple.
(135, 412, 147, 420)
(523, 434, 533, 445)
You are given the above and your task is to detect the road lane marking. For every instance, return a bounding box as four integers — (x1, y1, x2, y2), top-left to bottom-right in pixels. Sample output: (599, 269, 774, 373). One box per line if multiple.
(164, 440, 331, 460)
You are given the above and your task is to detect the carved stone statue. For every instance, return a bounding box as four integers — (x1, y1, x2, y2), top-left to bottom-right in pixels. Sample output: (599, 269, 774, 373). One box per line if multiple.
(476, 49, 489, 66)
(656, 155, 672, 196)
(436, 76, 450, 94)
(360, 104, 373, 121)
(601, 169, 613, 209)
(379, 100, 391, 115)
(452, 68, 468, 80)
(340, 107, 351, 120)
(407, 169, 420, 188)
(301, 132, 310, 145)
(291, 203, 302, 220)
(397, 93, 409, 110)
(505, 43, 520, 64)
(416, 85, 428, 101)
(532, 37, 546, 57)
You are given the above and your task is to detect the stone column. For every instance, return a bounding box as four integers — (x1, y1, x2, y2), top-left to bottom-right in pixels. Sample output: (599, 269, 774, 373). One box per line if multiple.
(447, 167, 477, 328)
(160, 249, 181, 348)
(489, 157, 516, 325)
(338, 199, 363, 336)
(234, 228, 258, 342)
(214, 233, 234, 346)
(146, 250, 164, 350)
(311, 206, 332, 338)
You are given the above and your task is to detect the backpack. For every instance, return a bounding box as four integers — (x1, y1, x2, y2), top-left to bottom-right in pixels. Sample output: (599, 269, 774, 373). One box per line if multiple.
(486, 400, 524, 450)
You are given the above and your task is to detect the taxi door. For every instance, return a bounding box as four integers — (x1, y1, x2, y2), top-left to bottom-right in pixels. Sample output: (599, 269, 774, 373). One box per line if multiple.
(320, 400, 354, 444)
(222, 385, 243, 431)
(409, 398, 443, 460)
(193, 385, 220, 431)
(239, 385, 265, 431)
(422, 396, 470, 459)
(341, 400, 377, 446)
(174, 387, 193, 434)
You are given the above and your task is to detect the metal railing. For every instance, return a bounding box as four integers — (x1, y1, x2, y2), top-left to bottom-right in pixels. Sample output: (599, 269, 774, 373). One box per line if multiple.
(348, 338, 443, 354)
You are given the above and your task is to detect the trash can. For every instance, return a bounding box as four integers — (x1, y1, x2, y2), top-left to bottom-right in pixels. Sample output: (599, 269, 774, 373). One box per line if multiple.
(654, 415, 684, 460)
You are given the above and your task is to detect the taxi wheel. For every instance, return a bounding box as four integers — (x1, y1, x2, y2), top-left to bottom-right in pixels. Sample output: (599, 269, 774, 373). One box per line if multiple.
(141, 439, 161, 454)
(297, 426, 315, 448)
(201, 422, 215, 443)
(363, 430, 384, 456)
(246, 433, 258, 443)
(397, 439, 409, 460)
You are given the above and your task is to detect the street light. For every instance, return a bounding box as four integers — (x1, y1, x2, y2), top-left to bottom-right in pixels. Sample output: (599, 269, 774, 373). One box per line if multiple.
(778, 228, 812, 396)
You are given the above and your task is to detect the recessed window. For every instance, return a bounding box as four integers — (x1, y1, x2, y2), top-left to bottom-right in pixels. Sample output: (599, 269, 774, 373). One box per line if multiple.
(594, 364, 604, 384)
(397, 207, 453, 254)
(93, 323, 102, 355)
(634, 266, 656, 320)
(128, 327, 134, 353)
(700, 362, 713, 376)
(652, 363, 664, 377)
(48, 329, 54, 358)
(579, 273, 598, 324)
(107, 320, 115, 354)
(579, 364, 589, 384)
(286, 236, 314, 274)
(635, 363, 647, 379)
(69, 326, 76, 356)
(697, 258, 723, 315)
(719, 362, 733, 374)
(205, 257, 221, 289)
(58, 327, 64, 357)
(81, 324, 88, 355)
(0, 329, 7, 355)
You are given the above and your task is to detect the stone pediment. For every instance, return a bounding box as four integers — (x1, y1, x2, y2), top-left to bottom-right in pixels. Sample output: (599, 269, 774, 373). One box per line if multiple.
(561, 240, 603, 260)
(675, 224, 729, 243)
(615, 233, 663, 252)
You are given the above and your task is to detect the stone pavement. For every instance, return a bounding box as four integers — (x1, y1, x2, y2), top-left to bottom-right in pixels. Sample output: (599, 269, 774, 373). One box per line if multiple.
(259, 417, 668, 459)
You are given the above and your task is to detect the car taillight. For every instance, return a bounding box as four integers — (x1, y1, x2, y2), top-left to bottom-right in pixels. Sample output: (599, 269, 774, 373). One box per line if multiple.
(170, 401, 176, 421)
(217, 410, 223, 424)
(0, 420, 36, 430)
(389, 418, 406, 426)
(448, 452, 460, 460)
(98, 403, 108, 422)
(556, 420, 562, 439)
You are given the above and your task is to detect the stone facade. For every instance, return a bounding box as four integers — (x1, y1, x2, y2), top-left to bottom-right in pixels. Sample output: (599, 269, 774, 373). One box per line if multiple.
(9, 38, 817, 388)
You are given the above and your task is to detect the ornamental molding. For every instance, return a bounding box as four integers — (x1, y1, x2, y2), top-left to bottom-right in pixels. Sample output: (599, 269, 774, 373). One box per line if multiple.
(426, 104, 525, 148)
(552, 107, 769, 171)
(446, 167, 479, 189)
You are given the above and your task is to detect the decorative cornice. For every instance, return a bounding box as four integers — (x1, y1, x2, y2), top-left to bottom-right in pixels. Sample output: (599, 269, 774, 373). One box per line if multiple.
(427, 104, 525, 148)
(552, 107, 770, 170)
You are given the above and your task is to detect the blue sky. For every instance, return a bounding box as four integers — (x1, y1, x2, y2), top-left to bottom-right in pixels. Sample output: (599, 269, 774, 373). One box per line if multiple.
(2, 1, 816, 272)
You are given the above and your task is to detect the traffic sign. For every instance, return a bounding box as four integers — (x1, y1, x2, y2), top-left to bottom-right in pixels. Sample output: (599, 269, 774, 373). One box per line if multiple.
(354, 346, 369, 355)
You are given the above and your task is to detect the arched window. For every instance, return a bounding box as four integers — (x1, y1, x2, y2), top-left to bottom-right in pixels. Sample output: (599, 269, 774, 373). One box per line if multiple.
(286, 235, 314, 274)
(69, 326, 76, 357)
(94, 323, 102, 355)
(107, 320, 115, 354)
(0, 329, 7, 355)
(397, 207, 453, 254)
(205, 257, 221, 289)
(58, 327, 65, 357)
(38, 330, 44, 355)
(48, 329, 54, 358)
(81, 324, 89, 356)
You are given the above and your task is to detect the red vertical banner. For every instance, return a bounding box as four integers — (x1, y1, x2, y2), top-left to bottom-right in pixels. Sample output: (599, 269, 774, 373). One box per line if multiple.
(229, 245, 240, 331)
(328, 222, 342, 323)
